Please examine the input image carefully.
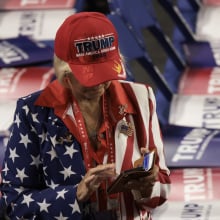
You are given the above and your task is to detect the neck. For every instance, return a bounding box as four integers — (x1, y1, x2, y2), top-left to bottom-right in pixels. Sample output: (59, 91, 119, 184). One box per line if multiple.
(78, 97, 101, 117)
(79, 97, 103, 145)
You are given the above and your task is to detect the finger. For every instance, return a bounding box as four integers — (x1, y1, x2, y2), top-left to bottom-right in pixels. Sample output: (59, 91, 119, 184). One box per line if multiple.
(89, 163, 115, 176)
(140, 148, 149, 155)
(89, 182, 101, 191)
(84, 174, 96, 186)
(84, 174, 100, 188)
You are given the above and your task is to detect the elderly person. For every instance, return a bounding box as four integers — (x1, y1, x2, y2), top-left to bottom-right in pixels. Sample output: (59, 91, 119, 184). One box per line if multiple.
(0, 12, 170, 220)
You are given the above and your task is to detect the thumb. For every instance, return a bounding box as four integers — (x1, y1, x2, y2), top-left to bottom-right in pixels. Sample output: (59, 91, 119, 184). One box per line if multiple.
(140, 147, 150, 155)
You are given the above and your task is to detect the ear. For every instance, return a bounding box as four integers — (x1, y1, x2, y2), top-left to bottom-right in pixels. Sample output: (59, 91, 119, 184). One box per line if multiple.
(61, 73, 71, 88)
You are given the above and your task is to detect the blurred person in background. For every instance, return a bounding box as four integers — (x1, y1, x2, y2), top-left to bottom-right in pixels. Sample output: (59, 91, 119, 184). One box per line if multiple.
(0, 12, 170, 220)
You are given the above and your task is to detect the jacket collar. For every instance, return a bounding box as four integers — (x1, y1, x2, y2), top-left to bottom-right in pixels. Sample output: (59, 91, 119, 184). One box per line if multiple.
(107, 81, 136, 122)
(35, 80, 70, 108)
(34, 79, 136, 120)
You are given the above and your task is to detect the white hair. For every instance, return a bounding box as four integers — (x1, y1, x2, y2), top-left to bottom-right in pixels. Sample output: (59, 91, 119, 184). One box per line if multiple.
(53, 54, 72, 84)
(53, 52, 127, 85)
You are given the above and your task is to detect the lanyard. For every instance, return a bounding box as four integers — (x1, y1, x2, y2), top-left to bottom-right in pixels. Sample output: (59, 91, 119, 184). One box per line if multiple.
(72, 94, 115, 170)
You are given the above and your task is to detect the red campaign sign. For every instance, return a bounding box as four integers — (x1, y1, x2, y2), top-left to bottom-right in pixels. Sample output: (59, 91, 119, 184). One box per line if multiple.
(203, 0, 220, 5)
(169, 168, 220, 202)
(0, 0, 76, 9)
(0, 67, 54, 100)
(178, 67, 220, 95)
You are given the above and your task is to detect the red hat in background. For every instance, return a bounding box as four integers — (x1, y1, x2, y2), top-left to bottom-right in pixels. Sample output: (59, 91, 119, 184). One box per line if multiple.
(54, 12, 126, 87)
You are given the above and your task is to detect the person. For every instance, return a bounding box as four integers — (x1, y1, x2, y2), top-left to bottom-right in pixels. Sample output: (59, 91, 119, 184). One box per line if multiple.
(0, 12, 171, 220)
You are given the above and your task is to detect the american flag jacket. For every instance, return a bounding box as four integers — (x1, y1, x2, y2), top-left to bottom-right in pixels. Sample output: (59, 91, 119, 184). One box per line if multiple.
(1, 79, 170, 220)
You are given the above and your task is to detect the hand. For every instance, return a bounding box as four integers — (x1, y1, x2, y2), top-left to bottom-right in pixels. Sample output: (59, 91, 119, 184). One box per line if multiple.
(76, 163, 116, 202)
(125, 164, 159, 194)
(126, 147, 159, 200)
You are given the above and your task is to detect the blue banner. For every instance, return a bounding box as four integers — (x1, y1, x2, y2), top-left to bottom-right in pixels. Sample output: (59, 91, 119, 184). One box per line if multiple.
(0, 36, 53, 67)
(183, 41, 218, 67)
(162, 125, 220, 168)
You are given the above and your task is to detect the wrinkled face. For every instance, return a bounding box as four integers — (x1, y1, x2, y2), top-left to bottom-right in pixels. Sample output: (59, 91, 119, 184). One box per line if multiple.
(65, 73, 111, 100)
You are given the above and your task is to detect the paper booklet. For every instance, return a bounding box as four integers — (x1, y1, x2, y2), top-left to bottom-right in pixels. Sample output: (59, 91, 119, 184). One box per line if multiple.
(107, 151, 155, 194)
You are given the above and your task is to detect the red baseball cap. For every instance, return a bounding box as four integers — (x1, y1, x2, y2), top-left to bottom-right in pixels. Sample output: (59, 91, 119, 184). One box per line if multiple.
(54, 12, 126, 87)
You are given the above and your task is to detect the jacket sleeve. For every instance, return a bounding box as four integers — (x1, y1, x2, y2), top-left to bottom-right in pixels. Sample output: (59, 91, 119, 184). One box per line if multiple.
(0, 98, 83, 220)
(135, 86, 171, 210)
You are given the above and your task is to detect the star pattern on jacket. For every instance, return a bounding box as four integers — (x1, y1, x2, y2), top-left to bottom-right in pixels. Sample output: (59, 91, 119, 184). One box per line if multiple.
(19, 133, 31, 148)
(2, 162, 9, 175)
(30, 155, 41, 168)
(55, 212, 68, 220)
(22, 194, 34, 207)
(47, 147, 57, 161)
(56, 189, 68, 199)
(9, 148, 19, 162)
(14, 114, 21, 127)
(64, 144, 78, 158)
(1, 94, 85, 219)
(60, 166, 76, 181)
(16, 168, 28, 182)
(37, 199, 51, 212)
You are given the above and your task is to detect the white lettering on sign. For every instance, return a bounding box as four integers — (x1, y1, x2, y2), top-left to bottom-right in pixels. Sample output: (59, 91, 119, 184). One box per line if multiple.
(181, 203, 204, 219)
(172, 129, 211, 162)
(202, 97, 220, 129)
(183, 169, 207, 201)
(0, 41, 28, 64)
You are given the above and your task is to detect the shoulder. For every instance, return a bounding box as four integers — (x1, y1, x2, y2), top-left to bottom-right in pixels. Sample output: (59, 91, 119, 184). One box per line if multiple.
(118, 80, 154, 96)
(15, 90, 50, 119)
(119, 80, 152, 90)
(119, 81, 157, 108)
(16, 90, 42, 109)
